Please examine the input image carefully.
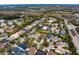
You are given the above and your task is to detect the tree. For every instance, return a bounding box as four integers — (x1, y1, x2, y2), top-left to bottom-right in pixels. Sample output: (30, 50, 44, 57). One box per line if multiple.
(42, 39, 50, 47)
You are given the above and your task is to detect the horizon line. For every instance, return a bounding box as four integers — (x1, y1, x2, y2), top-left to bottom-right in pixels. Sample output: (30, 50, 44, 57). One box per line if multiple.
(0, 4, 79, 6)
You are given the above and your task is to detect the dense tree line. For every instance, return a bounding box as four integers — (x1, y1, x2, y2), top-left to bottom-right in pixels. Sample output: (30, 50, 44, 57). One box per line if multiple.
(0, 14, 22, 20)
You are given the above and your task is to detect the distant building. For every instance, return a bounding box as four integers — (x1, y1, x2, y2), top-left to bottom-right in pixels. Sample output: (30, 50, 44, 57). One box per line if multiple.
(47, 51, 56, 55)
(59, 29, 65, 35)
(0, 19, 5, 23)
(42, 26, 48, 30)
(48, 17, 56, 23)
(39, 34, 47, 39)
(70, 29, 76, 36)
(0, 28, 4, 33)
(55, 47, 70, 55)
(47, 34, 52, 40)
(28, 47, 37, 55)
(0, 39, 9, 45)
(37, 25, 43, 29)
(35, 50, 46, 55)
(23, 28, 28, 32)
(29, 34, 41, 39)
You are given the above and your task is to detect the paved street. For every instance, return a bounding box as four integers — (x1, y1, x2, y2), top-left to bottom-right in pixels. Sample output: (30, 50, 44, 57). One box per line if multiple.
(64, 19, 79, 54)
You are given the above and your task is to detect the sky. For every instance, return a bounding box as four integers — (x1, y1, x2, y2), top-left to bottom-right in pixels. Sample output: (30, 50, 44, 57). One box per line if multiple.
(0, 0, 79, 4)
